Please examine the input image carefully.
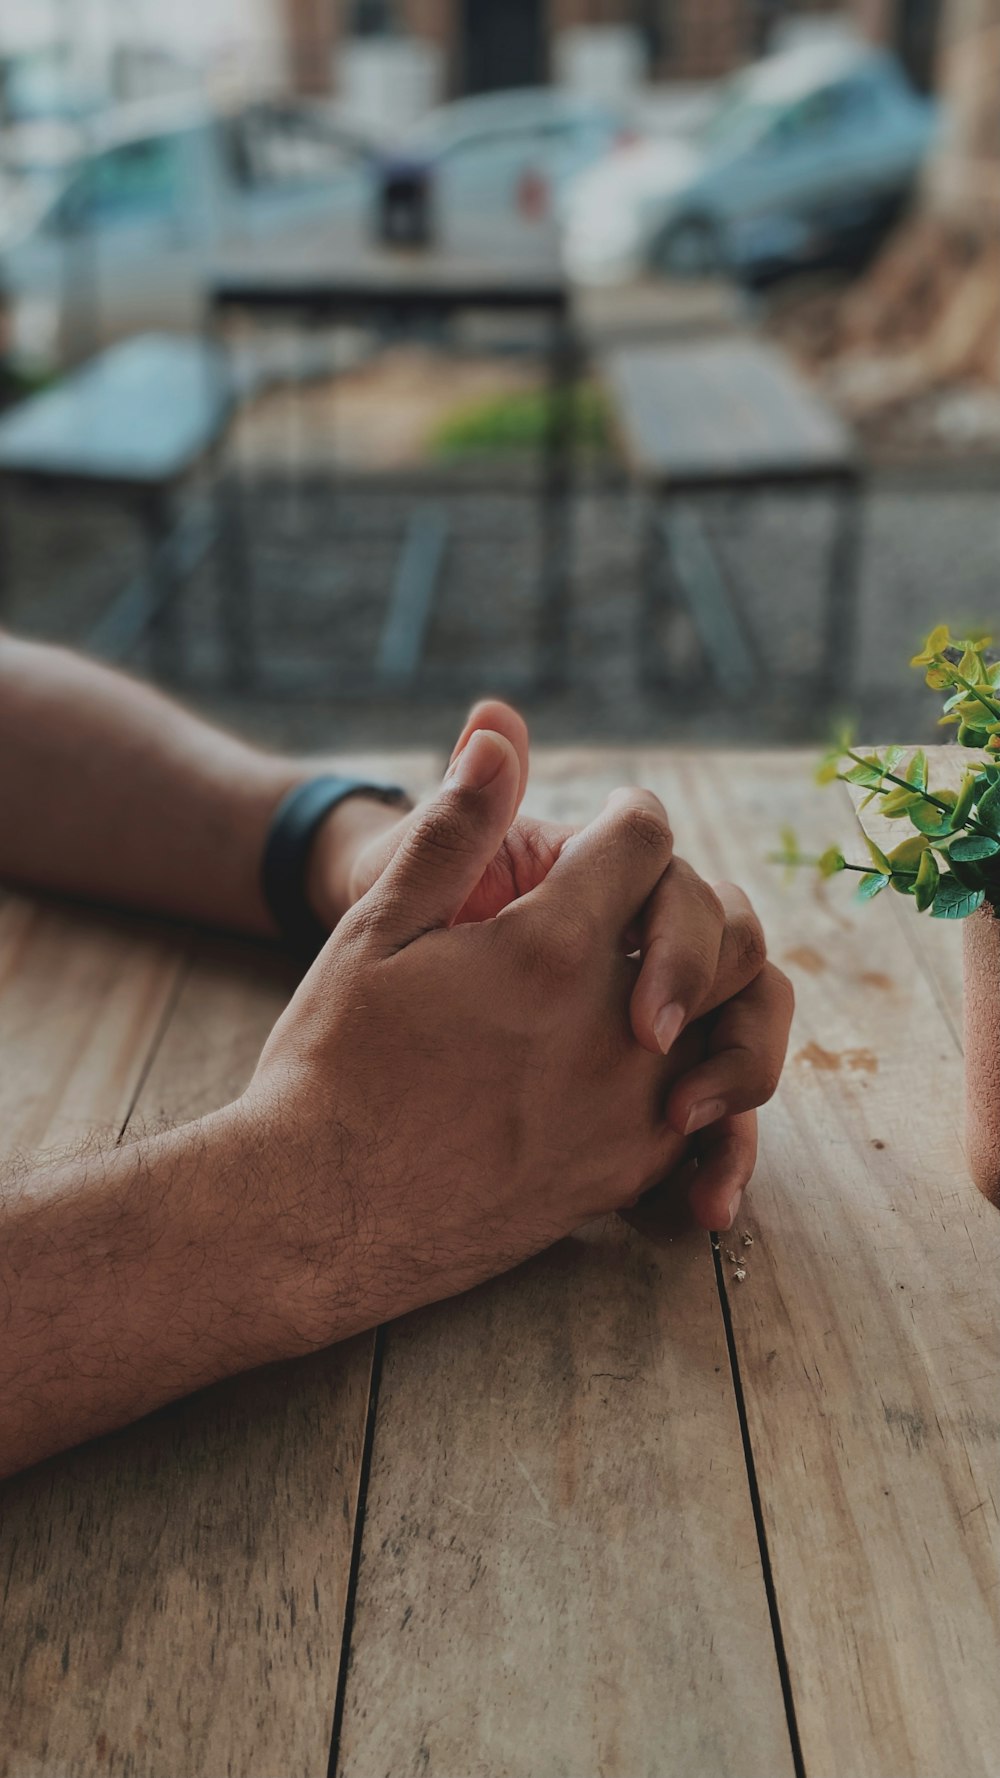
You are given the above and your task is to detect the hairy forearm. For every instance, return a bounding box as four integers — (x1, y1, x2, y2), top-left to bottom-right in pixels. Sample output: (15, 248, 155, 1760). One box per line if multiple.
(0, 1106, 325, 1478)
(0, 635, 396, 934)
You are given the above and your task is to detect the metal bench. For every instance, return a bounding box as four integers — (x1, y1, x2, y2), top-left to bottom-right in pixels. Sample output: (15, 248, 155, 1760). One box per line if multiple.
(0, 334, 246, 682)
(602, 337, 863, 693)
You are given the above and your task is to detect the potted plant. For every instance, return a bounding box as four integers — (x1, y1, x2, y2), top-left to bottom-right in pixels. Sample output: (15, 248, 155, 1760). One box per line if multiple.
(777, 626, 1000, 1203)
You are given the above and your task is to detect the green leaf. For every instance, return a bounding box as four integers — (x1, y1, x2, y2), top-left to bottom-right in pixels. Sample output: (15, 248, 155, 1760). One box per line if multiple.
(914, 847, 940, 912)
(977, 779, 1000, 838)
(817, 847, 846, 878)
(845, 758, 885, 789)
(880, 786, 922, 818)
(909, 791, 958, 837)
(889, 834, 930, 870)
(931, 876, 986, 920)
(958, 643, 988, 684)
(906, 748, 928, 792)
(951, 771, 978, 830)
(911, 624, 951, 665)
(949, 834, 1000, 862)
(864, 835, 893, 874)
(856, 871, 890, 902)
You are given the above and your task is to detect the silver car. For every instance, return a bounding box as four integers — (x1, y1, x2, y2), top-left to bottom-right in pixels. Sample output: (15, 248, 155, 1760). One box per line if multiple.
(562, 40, 937, 285)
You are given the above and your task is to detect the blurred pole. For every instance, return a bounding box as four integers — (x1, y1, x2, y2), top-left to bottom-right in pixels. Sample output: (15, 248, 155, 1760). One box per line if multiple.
(58, 0, 102, 366)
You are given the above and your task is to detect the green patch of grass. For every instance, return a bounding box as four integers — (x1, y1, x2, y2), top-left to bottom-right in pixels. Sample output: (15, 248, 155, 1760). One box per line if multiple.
(430, 381, 612, 459)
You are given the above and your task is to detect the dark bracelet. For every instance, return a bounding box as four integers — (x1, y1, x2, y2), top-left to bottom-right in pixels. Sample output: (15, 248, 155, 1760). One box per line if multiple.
(261, 773, 410, 959)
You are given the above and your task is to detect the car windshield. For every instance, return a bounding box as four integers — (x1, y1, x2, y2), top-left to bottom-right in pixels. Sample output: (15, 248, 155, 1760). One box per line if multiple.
(699, 82, 783, 155)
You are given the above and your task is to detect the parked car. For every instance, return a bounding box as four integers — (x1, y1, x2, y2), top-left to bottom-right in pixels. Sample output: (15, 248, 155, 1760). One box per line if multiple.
(372, 88, 639, 248)
(561, 41, 937, 285)
(0, 95, 378, 376)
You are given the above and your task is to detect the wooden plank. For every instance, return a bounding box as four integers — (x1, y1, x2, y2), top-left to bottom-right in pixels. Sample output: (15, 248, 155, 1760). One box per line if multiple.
(0, 895, 182, 1159)
(335, 751, 795, 1778)
(0, 754, 441, 1778)
(645, 748, 1000, 1778)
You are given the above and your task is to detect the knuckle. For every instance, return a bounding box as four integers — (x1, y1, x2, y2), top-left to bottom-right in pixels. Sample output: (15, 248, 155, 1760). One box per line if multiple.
(733, 913, 768, 979)
(413, 798, 475, 862)
(757, 1064, 783, 1105)
(520, 907, 587, 985)
(688, 872, 726, 928)
(618, 803, 673, 859)
(336, 900, 379, 952)
(769, 964, 796, 1016)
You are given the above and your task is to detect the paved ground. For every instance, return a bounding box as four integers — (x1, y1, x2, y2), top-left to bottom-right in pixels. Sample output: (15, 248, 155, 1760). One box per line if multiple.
(5, 459, 997, 761)
(3, 345, 998, 762)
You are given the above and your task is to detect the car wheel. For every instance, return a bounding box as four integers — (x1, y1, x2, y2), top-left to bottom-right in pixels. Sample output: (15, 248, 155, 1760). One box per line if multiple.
(653, 215, 723, 278)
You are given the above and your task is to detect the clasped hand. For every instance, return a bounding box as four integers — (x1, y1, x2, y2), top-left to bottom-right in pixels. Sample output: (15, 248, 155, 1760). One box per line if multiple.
(246, 704, 793, 1349)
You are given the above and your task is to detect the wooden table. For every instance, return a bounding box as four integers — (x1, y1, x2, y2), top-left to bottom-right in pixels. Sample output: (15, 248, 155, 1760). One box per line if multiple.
(2, 747, 998, 1778)
(601, 339, 863, 695)
(0, 335, 245, 684)
(207, 250, 578, 692)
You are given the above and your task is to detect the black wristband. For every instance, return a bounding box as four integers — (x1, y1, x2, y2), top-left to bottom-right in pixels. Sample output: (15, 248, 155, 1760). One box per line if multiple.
(261, 774, 409, 958)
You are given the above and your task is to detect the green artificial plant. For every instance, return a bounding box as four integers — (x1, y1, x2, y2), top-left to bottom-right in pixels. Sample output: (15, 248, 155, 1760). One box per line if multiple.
(777, 626, 1000, 921)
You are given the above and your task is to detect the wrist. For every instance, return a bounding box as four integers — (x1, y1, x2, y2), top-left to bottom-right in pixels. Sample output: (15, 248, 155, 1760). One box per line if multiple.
(169, 1098, 337, 1364)
(304, 795, 402, 929)
(0, 1104, 319, 1473)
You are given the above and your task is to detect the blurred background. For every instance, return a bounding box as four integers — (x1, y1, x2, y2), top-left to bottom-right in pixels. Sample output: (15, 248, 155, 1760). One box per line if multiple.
(0, 0, 995, 756)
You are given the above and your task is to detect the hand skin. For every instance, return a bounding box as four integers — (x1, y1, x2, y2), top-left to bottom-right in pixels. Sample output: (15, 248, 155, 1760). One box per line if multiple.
(0, 648, 794, 1475)
(0, 630, 400, 938)
(0, 636, 790, 1220)
(0, 734, 707, 1479)
(318, 698, 795, 1233)
(0, 631, 790, 1244)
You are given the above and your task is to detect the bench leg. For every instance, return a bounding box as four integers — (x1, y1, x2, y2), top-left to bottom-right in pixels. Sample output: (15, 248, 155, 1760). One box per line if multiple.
(637, 493, 669, 688)
(0, 495, 10, 626)
(141, 494, 183, 684)
(824, 478, 863, 698)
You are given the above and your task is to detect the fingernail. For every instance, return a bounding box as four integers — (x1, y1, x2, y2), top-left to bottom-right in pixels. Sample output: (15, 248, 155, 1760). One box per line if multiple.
(724, 1190, 743, 1231)
(451, 729, 506, 791)
(684, 1098, 725, 1136)
(653, 1003, 684, 1054)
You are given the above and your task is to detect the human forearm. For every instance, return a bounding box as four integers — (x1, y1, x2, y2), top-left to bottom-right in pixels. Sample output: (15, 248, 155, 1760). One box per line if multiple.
(0, 1105, 327, 1478)
(0, 635, 397, 934)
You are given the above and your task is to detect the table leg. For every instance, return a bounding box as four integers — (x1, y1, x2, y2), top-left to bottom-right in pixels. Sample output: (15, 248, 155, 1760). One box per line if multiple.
(824, 476, 864, 697)
(141, 492, 183, 684)
(0, 491, 11, 625)
(537, 318, 577, 690)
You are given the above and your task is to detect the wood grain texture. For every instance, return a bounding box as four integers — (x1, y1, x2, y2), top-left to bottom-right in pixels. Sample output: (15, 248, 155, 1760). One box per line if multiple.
(0, 753, 440, 1778)
(0, 895, 182, 1160)
(650, 748, 1000, 1778)
(335, 752, 795, 1778)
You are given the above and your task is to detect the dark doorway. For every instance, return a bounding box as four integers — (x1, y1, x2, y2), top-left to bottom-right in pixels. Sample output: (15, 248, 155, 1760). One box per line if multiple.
(459, 0, 546, 94)
(897, 0, 942, 94)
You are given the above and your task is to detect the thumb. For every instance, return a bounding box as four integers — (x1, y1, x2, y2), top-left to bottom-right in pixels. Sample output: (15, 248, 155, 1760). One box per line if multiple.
(364, 729, 521, 950)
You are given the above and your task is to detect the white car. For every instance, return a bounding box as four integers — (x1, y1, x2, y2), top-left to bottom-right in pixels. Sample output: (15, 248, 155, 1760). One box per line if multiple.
(562, 41, 937, 285)
(374, 88, 639, 250)
(0, 96, 377, 376)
